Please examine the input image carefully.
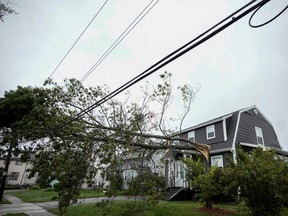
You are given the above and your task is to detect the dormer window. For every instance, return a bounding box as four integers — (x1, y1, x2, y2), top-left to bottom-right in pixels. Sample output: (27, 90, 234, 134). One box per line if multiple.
(255, 126, 264, 145)
(206, 125, 215, 139)
(188, 131, 195, 142)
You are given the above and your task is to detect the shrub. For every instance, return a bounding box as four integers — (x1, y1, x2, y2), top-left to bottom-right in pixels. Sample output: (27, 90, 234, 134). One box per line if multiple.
(128, 170, 165, 206)
(4, 184, 22, 190)
(44, 187, 55, 192)
(193, 166, 224, 208)
(29, 185, 41, 190)
(227, 148, 288, 216)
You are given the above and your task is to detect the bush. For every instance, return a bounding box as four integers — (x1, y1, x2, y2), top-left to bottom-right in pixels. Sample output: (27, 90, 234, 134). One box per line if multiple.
(29, 185, 41, 190)
(128, 170, 165, 206)
(193, 166, 224, 208)
(226, 148, 288, 216)
(119, 202, 147, 216)
(4, 184, 22, 190)
(44, 187, 55, 192)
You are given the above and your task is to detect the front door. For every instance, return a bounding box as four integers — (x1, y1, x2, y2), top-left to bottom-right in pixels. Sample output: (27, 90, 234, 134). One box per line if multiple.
(175, 160, 185, 187)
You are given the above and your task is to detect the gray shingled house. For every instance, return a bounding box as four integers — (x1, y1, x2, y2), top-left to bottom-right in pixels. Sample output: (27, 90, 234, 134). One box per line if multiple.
(118, 105, 288, 199)
(178, 105, 287, 168)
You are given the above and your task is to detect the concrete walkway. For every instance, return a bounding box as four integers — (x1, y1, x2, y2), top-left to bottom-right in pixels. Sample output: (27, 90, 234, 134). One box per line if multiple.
(0, 194, 56, 216)
(0, 194, 138, 216)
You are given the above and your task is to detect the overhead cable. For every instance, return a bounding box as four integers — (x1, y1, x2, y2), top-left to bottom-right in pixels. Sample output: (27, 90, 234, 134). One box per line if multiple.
(48, 0, 108, 78)
(80, 0, 159, 83)
(249, 2, 288, 28)
(58, 0, 271, 129)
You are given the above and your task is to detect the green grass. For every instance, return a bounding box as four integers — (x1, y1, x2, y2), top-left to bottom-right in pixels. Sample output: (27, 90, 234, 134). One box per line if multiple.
(0, 197, 11, 204)
(49, 200, 245, 216)
(6, 189, 109, 203)
(49, 200, 288, 216)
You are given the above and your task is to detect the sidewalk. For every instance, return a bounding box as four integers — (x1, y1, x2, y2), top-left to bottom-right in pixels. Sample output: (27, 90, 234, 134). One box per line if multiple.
(0, 194, 56, 216)
(0, 194, 138, 216)
(35, 196, 138, 210)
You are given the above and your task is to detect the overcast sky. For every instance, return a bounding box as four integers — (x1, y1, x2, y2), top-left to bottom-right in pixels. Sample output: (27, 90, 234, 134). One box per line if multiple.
(1, 0, 288, 149)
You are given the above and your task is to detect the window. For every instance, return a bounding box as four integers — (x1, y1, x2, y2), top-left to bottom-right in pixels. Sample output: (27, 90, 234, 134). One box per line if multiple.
(211, 155, 223, 167)
(188, 131, 195, 142)
(176, 162, 184, 179)
(15, 161, 22, 166)
(255, 127, 264, 145)
(206, 125, 215, 139)
(123, 170, 136, 182)
(9, 172, 20, 181)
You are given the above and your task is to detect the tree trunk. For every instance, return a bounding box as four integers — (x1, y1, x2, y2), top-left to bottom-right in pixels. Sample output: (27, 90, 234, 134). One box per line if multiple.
(0, 142, 13, 201)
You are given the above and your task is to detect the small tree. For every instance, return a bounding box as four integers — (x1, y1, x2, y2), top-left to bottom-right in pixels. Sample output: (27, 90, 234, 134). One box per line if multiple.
(183, 157, 204, 188)
(193, 166, 224, 209)
(227, 148, 288, 216)
(128, 169, 165, 206)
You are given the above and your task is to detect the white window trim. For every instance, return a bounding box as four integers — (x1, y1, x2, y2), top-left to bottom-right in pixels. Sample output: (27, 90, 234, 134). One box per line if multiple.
(255, 126, 265, 145)
(188, 131, 195, 142)
(211, 155, 224, 167)
(223, 119, 227, 141)
(206, 125, 215, 139)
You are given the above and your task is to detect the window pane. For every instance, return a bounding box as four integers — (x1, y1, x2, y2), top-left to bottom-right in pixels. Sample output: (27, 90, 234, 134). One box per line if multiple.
(206, 125, 215, 139)
(255, 127, 264, 145)
(258, 137, 263, 145)
(208, 132, 214, 138)
(211, 156, 223, 167)
(9, 172, 20, 181)
(188, 131, 195, 142)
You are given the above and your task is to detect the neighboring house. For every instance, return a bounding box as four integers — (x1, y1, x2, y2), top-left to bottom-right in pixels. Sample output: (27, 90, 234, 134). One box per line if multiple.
(117, 105, 288, 199)
(120, 150, 165, 190)
(82, 165, 110, 189)
(0, 157, 37, 186)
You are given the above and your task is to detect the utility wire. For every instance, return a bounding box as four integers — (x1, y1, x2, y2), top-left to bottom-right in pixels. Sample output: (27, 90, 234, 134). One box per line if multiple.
(249, 2, 288, 28)
(58, 0, 270, 129)
(48, 0, 108, 78)
(80, 0, 159, 83)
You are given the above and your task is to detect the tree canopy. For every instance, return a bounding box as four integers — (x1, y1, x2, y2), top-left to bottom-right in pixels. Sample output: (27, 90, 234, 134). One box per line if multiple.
(1, 73, 208, 213)
(0, 85, 50, 200)
(0, 0, 17, 22)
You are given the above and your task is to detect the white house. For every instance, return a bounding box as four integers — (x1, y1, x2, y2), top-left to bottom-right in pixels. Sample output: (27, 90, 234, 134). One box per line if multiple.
(0, 157, 37, 186)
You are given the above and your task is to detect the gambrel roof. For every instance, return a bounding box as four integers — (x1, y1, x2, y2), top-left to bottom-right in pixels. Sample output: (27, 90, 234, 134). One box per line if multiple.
(179, 105, 285, 154)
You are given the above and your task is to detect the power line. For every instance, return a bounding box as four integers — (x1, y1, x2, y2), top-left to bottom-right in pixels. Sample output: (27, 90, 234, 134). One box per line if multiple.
(80, 0, 159, 83)
(58, 0, 270, 129)
(48, 0, 108, 79)
(249, 2, 288, 28)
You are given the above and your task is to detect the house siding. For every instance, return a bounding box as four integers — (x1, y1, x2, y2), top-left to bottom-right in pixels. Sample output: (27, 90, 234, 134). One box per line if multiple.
(0, 158, 37, 185)
(235, 109, 281, 150)
(181, 121, 225, 145)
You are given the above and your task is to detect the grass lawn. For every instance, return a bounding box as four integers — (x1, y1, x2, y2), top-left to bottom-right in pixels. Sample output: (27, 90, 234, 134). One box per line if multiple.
(6, 189, 109, 203)
(49, 200, 246, 216)
(0, 197, 11, 204)
(49, 200, 288, 216)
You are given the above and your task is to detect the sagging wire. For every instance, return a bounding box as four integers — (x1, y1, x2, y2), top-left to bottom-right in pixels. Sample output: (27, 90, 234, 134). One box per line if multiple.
(249, 1, 288, 28)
